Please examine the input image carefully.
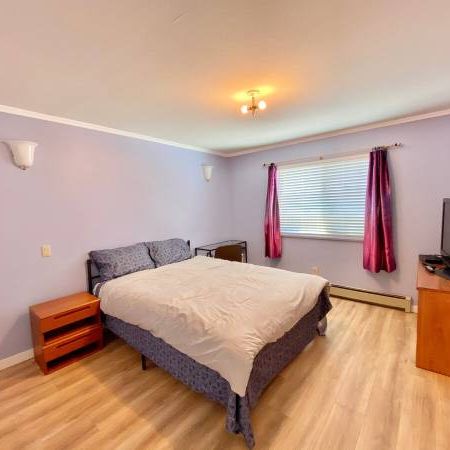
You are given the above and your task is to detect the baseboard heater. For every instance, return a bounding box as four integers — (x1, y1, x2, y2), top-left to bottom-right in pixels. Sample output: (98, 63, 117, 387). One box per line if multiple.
(330, 284, 412, 312)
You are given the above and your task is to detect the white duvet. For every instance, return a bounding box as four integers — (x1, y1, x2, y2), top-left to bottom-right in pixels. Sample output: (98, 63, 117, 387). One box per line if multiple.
(98, 256, 329, 396)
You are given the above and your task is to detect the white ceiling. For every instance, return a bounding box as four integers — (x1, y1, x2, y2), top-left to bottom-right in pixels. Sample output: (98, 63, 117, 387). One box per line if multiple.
(1, 0, 450, 155)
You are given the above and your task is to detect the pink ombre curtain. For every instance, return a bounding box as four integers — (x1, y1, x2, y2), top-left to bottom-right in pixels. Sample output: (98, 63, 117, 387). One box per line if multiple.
(363, 148, 396, 273)
(265, 163, 282, 258)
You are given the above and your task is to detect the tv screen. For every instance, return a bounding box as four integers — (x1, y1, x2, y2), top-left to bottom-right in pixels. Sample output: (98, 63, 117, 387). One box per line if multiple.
(441, 199, 450, 257)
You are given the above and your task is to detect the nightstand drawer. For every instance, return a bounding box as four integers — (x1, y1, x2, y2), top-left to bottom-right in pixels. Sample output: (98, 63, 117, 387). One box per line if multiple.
(40, 302, 99, 332)
(43, 325, 102, 361)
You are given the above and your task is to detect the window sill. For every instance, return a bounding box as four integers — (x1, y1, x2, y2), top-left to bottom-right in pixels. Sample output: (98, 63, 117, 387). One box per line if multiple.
(281, 233, 363, 243)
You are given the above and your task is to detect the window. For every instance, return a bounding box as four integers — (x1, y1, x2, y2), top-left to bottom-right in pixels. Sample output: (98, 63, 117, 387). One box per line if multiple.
(278, 154, 369, 240)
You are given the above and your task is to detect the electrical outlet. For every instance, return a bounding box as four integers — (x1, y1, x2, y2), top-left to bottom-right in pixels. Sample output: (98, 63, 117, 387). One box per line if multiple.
(311, 266, 320, 275)
(41, 244, 52, 257)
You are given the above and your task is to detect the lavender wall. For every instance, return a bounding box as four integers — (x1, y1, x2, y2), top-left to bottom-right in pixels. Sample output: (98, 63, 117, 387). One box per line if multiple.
(2, 111, 450, 360)
(230, 115, 450, 304)
(0, 113, 232, 359)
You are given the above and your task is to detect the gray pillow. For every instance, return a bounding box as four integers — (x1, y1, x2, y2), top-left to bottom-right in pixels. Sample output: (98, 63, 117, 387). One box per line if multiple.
(89, 243, 155, 282)
(146, 238, 191, 267)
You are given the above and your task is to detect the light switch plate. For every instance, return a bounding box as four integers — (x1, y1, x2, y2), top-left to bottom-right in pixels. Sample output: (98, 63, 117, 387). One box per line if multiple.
(41, 245, 52, 257)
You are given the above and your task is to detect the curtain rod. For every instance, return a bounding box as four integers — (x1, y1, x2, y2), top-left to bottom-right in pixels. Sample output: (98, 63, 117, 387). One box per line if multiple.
(262, 142, 402, 168)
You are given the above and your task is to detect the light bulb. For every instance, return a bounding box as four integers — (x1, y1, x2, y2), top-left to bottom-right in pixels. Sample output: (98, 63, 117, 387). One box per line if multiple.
(258, 100, 267, 110)
(240, 104, 249, 114)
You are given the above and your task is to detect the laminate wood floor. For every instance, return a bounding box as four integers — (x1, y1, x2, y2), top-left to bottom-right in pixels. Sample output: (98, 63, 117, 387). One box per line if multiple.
(1, 298, 449, 450)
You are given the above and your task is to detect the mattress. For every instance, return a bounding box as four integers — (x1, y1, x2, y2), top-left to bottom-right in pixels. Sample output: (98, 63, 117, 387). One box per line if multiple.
(97, 255, 329, 396)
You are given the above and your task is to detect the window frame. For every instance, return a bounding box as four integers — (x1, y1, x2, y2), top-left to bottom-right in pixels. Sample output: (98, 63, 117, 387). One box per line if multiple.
(277, 153, 369, 242)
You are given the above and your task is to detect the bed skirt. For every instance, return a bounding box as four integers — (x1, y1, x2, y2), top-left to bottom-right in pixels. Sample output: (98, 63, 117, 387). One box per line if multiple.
(104, 288, 332, 448)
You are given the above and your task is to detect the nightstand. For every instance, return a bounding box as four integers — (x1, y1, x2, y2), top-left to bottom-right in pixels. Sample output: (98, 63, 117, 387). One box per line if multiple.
(416, 260, 450, 377)
(29, 292, 103, 374)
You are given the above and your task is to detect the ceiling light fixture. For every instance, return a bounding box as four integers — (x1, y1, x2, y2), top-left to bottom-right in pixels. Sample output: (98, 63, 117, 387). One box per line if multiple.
(240, 90, 267, 118)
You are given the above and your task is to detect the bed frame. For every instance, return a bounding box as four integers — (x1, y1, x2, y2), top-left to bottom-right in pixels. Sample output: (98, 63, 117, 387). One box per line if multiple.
(86, 244, 331, 448)
(86, 259, 100, 294)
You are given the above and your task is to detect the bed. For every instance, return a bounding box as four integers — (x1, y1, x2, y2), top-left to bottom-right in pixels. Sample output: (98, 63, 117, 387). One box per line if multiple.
(87, 239, 331, 448)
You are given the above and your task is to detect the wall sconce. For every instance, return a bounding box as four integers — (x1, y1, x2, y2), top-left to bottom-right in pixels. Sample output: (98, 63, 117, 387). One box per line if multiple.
(4, 140, 38, 170)
(202, 164, 213, 182)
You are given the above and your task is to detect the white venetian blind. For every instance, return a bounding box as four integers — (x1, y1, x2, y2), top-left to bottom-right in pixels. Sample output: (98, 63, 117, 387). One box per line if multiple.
(278, 154, 369, 240)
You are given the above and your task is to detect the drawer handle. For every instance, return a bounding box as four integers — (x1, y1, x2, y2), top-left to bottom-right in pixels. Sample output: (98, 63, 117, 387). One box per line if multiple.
(53, 305, 91, 319)
(56, 333, 93, 349)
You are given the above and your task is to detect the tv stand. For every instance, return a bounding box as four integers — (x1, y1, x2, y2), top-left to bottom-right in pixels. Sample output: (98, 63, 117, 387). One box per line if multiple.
(416, 259, 450, 377)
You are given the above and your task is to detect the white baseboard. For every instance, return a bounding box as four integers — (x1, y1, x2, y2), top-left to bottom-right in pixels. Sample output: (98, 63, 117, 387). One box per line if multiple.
(411, 305, 418, 313)
(0, 348, 33, 371)
(330, 284, 412, 312)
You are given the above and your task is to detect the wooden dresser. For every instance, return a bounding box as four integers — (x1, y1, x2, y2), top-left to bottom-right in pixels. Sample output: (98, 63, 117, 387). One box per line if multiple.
(416, 260, 450, 376)
(30, 292, 103, 374)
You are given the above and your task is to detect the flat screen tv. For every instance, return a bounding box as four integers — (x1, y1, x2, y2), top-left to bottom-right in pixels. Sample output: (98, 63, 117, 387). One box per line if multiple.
(441, 198, 450, 273)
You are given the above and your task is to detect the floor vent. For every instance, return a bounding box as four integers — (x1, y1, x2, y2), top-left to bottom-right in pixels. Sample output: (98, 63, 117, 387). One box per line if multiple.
(330, 284, 412, 312)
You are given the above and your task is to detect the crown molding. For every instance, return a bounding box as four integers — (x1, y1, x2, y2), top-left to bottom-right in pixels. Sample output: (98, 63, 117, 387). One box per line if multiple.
(2, 103, 450, 158)
(0, 104, 224, 156)
(222, 107, 450, 157)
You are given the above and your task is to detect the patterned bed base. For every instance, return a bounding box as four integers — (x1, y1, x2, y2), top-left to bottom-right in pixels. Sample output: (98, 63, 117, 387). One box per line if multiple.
(104, 289, 332, 448)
